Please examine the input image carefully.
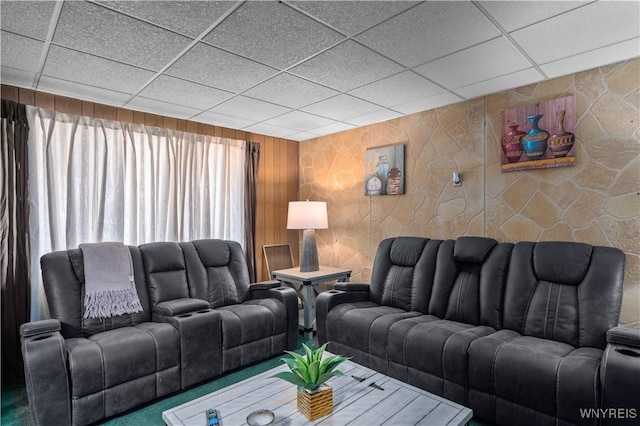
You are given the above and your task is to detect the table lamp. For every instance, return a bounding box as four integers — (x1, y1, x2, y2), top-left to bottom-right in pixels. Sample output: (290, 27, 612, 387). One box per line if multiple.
(287, 200, 328, 272)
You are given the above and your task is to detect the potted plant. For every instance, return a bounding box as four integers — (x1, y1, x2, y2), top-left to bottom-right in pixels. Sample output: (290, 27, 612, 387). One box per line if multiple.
(272, 343, 348, 420)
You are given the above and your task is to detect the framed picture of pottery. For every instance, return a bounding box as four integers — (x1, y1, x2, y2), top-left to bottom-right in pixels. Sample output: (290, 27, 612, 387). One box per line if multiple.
(500, 95, 576, 172)
(365, 143, 405, 196)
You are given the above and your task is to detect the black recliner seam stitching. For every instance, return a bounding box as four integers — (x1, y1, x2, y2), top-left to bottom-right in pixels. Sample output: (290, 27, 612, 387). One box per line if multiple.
(554, 354, 565, 425)
(138, 325, 161, 389)
(543, 283, 552, 340)
(552, 286, 562, 342)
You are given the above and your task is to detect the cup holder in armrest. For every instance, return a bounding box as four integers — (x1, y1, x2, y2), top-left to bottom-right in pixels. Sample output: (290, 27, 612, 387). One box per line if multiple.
(196, 309, 211, 314)
(327, 290, 341, 294)
(32, 334, 53, 341)
(178, 313, 194, 318)
(615, 348, 640, 358)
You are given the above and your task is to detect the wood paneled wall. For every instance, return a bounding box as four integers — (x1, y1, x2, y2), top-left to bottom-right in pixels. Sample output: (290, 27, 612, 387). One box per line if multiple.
(1, 84, 299, 281)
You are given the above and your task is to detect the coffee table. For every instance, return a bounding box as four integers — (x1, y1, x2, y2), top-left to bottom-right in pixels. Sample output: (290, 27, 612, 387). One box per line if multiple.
(163, 358, 472, 425)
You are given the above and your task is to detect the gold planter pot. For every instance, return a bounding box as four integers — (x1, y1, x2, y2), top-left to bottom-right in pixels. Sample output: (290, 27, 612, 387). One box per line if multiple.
(297, 385, 333, 420)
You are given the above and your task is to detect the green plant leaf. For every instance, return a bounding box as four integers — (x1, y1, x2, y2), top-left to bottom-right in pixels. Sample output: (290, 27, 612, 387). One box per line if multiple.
(281, 358, 300, 371)
(293, 366, 311, 384)
(320, 355, 348, 375)
(285, 350, 309, 369)
(303, 343, 314, 364)
(313, 343, 327, 363)
(316, 370, 344, 386)
(271, 372, 306, 387)
(308, 360, 320, 384)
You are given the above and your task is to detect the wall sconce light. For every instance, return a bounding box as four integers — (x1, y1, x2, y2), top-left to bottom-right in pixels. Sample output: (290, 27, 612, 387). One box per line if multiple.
(287, 200, 328, 272)
(453, 172, 462, 187)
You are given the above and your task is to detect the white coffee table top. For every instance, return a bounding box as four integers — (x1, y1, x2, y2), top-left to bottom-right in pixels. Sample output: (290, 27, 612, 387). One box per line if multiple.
(163, 356, 472, 426)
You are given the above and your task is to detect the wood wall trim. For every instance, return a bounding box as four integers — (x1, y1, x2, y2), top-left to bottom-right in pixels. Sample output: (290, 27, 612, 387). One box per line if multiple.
(1, 84, 300, 281)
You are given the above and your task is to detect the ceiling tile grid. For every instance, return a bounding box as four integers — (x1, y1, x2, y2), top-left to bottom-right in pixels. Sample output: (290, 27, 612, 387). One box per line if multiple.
(0, 0, 638, 142)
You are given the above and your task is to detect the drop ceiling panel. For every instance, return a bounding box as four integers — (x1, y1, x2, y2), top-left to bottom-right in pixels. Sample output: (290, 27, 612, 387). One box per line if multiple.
(286, 131, 320, 142)
(289, 40, 404, 92)
(349, 71, 443, 107)
(208, 96, 291, 122)
(244, 122, 296, 139)
(345, 109, 403, 126)
(301, 94, 382, 120)
(53, 1, 191, 71)
(243, 73, 338, 109)
(290, 1, 419, 36)
(264, 110, 334, 131)
(192, 111, 257, 130)
(203, 1, 344, 70)
(308, 121, 357, 136)
(126, 96, 200, 119)
(37, 76, 132, 105)
(0, 0, 56, 40)
(511, 1, 640, 64)
(125, 96, 202, 119)
(165, 43, 277, 93)
(455, 68, 545, 100)
(43, 46, 156, 94)
(393, 92, 464, 115)
(414, 37, 531, 90)
(541, 38, 640, 79)
(478, 1, 589, 32)
(97, 1, 236, 38)
(138, 75, 233, 110)
(1, 67, 36, 88)
(1, 32, 44, 72)
(356, 1, 501, 67)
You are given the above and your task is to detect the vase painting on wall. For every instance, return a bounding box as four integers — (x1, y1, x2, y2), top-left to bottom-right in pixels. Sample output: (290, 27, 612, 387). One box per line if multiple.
(365, 144, 405, 196)
(500, 95, 576, 172)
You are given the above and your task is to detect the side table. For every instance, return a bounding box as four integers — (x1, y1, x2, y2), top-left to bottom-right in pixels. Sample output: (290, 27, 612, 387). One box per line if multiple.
(272, 266, 352, 340)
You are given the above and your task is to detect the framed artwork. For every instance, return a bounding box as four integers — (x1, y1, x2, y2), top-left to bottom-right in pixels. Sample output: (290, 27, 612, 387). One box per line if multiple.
(500, 95, 576, 172)
(365, 144, 405, 196)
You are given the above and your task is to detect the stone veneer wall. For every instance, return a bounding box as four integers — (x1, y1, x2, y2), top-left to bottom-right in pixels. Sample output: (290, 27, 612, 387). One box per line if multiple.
(299, 58, 639, 326)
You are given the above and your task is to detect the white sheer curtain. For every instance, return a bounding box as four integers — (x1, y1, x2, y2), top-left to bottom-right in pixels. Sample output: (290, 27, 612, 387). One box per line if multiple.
(27, 106, 245, 320)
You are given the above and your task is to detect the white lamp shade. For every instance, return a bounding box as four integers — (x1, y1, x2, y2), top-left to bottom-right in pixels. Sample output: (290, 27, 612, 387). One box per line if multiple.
(287, 201, 328, 230)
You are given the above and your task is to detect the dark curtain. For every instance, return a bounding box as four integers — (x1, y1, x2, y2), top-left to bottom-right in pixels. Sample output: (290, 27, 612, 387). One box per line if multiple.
(1, 100, 31, 383)
(243, 141, 260, 283)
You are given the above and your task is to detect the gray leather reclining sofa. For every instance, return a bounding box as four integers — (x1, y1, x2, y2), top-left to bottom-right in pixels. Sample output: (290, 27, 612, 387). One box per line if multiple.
(317, 236, 640, 426)
(20, 239, 298, 425)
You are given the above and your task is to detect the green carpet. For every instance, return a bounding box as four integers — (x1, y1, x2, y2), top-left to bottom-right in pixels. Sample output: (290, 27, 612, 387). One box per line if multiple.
(1, 337, 490, 425)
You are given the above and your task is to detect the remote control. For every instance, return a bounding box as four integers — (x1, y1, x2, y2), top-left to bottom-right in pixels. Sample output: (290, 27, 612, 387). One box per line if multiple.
(206, 408, 221, 426)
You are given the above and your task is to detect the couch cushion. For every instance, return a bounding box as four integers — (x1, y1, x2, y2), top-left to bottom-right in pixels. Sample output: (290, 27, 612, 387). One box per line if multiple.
(326, 301, 422, 370)
(389, 317, 495, 403)
(41, 247, 151, 338)
(369, 237, 442, 312)
(139, 242, 190, 306)
(181, 240, 251, 307)
(65, 323, 179, 397)
(468, 330, 602, 424)
(217, 298, 287, 349)
(503, 242, 624, 349)
(430, 239, 512, 329)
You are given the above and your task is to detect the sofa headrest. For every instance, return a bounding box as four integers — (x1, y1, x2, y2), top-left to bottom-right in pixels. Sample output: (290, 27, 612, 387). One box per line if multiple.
(140, 242, 185, 272)
(533, 241, 593, 285)
(389, 237, 429, 267)
(192, 239, 231, 267)
(453, 237, 497, 263)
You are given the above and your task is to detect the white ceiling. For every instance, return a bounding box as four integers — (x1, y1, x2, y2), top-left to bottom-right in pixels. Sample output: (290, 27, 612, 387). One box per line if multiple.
(1, 1, 639, 141)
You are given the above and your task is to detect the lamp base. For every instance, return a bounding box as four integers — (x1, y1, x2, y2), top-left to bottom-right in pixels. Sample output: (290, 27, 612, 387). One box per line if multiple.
(300, 229, 319, 272)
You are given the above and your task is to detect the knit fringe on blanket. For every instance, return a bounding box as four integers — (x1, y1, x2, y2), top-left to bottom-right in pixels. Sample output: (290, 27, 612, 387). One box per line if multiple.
(84, 288, 143, 319)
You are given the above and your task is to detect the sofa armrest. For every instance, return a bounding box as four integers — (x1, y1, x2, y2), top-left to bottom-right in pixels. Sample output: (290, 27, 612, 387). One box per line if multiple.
(250, 280, 282, 291)
(600, 327, 640, 425)
(250, 286, 299, 350)
(316, 289, 371, 345)
(20, 318, 61, 337)
(20, 320, 71, 426)
(152, 298, 210, 317)
(333, 282, 370, 292)
(607, 326, 640, 348)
